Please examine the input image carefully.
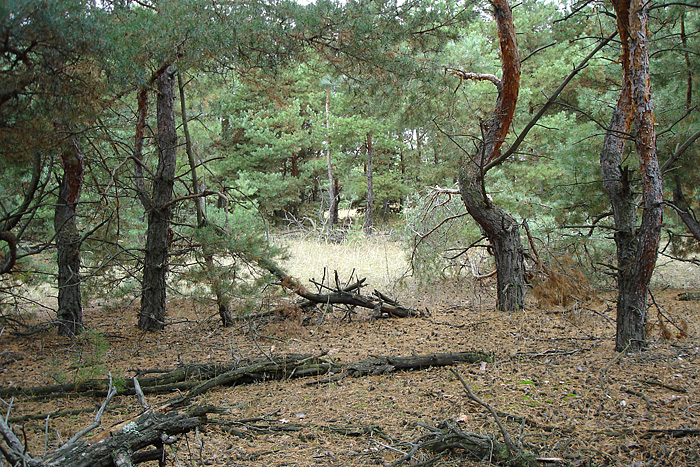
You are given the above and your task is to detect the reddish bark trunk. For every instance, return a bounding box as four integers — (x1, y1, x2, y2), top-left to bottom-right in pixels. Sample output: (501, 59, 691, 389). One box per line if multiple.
(457, 0, 524, 312)
(601, 0, 663, 351)
(291, 153, 299, 178)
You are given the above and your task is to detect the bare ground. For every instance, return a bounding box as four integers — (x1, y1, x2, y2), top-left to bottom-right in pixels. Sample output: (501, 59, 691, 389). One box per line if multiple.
(1, 280, 699, 467)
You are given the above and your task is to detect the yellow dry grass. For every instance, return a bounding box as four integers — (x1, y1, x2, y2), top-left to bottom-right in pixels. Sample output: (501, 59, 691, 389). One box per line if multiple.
(275, 235, 411, 293)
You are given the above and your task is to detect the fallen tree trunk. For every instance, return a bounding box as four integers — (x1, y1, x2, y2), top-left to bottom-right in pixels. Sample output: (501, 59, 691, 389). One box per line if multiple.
(170, 351, 492, 408)
(0, 361, 230, 399)
(1, 352, 492, 403)
(259, 258, 420, 318)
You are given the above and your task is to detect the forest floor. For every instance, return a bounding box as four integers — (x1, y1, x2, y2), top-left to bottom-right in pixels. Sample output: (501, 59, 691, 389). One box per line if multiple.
(1, 238, 700, 466)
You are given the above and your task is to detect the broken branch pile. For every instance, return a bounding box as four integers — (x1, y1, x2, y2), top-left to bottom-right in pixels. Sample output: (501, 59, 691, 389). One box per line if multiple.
(259, 259, 420, 318)
(0, 376, 201, 467)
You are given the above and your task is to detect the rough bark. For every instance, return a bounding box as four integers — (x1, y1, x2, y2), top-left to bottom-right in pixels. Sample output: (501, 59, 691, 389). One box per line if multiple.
(623, 0, 663, 351)
(456, 0, 524, 312)
(0, 231, 17, 275)
(0, 352, 492, 401)
(54, 135, 84, 336)
(49, 411, 197, 467)
(364, 132, 374, 234)
(132, 87, 151, 210)
(601, 0, 663, 352)
(325, 87, 338, 228)
(1, 406, 199, 467)
(167, 351, 493, 408)
(138, 65, 177, 332)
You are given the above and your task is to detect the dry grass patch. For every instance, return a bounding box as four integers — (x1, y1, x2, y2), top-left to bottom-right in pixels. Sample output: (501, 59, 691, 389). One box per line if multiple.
(276, 235, 410, 293)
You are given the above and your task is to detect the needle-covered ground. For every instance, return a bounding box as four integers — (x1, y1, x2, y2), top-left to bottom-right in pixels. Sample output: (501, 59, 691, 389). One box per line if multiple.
(1, 275, 698, 466)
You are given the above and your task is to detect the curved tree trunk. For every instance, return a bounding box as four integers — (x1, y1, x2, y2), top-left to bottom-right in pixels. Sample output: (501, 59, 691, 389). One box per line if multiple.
(55, 135, 84, 336)
(138, 65, 177, 332)
(456, 0, 524, 312)
(672, 179, 700, 242)
(458, 175, 525, 311)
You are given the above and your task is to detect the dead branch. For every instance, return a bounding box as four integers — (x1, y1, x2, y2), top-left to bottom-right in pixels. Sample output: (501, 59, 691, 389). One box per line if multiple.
(1, 352, 492, 404)
(642, 378, 687, 393)
(451, 369, 516, 458)
(390, 417, 540, 467)
(640, 428, 700, 439)
(259, 259, 419, 318)
(450, 369, 540, 466)
(446, 68, 503, 90)
(0, 376, 201, 467)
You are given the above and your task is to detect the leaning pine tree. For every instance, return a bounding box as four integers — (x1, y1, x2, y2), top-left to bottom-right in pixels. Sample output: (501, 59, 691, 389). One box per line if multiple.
(448, 0, 616, 313)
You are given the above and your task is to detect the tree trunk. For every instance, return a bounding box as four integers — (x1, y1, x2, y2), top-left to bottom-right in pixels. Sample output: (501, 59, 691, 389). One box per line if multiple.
(459, 171, 525, 312)
(178, 73, 234, 327)
(672, 179, 700, 242)
(601, 0, 663, 352)
(680, 13, 692, 110)
(623, 0, 663, 351)
(456, 0, 524, 312)
(364, 132, 374, 234)
(138, 66, 177, 332)
(0, 231, 17, 275)
(177, 73, 204, 229)
(325, 87, 338, 228)
(54, 135, 84, 336)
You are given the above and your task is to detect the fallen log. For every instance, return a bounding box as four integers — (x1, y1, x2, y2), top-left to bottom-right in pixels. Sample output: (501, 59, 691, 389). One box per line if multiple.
(0, 361, 230, 399)
(169, 351, 492, 407)
(1, 351, 492, 403)
(258, 258, 420, 318)
(640, 428, 700, 439)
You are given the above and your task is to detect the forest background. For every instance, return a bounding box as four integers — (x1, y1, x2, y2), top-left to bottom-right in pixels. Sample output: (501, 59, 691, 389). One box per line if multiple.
(1, 0, 700, 465)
